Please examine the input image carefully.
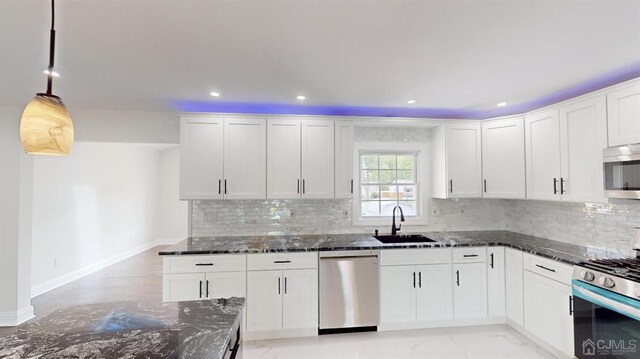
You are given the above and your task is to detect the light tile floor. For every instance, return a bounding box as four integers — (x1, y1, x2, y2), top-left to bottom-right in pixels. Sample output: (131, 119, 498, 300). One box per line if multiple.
(243, 325, 557, 359)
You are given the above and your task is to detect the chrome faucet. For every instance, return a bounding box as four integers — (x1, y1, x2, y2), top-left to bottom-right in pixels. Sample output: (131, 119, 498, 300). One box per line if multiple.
(391, 205, 405, 236)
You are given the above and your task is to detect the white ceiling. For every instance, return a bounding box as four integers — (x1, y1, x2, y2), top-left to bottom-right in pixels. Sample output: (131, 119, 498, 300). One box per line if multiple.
(1, 0, 639, 117)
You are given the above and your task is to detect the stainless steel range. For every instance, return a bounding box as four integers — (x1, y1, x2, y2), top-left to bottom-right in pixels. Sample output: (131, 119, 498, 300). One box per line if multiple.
(572, 255, 640, 358)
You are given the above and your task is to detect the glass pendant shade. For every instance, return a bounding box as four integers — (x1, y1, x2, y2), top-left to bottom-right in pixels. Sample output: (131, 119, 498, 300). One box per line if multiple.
(20, 93, 74, 155)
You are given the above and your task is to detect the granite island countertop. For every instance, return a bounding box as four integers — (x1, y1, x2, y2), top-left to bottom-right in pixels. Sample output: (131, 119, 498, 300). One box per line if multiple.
(0, 297, 244, 359)
(159, 230, 609, 265)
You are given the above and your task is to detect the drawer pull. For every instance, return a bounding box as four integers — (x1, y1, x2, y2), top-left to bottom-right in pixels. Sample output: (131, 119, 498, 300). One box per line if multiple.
(195, 263, 214, 266)
(463, 254, 479, 258)
(274, 260, 291, 264)
(536, 264, 556, 273)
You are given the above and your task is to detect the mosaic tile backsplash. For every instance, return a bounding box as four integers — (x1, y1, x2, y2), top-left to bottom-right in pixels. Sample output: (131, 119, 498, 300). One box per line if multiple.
(190, 198, 508, 238)
(190, 198, 640, 256)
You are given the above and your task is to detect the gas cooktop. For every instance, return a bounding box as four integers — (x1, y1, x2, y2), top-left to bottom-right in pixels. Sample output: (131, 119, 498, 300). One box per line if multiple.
(574, 255, 640, 300)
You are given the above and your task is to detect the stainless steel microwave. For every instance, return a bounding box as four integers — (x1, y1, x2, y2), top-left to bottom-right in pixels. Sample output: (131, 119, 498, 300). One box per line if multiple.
(604, 144, 640, 199)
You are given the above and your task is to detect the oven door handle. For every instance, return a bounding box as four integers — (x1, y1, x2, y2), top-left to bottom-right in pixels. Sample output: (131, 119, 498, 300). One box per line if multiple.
(572, 281, 640, 321)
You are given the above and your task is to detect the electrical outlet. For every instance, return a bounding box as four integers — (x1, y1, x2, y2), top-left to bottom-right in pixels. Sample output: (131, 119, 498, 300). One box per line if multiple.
(53, 258, 59, 267)
(432, 208, 441, 217)
(204, 212, 218, 222)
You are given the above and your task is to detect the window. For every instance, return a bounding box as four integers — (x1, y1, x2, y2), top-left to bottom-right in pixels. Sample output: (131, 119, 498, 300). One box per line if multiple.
(360, 153, 418, 217)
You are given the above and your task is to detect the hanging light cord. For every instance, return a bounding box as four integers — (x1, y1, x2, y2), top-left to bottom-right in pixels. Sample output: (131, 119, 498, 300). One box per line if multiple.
(46, 0, 56, 95)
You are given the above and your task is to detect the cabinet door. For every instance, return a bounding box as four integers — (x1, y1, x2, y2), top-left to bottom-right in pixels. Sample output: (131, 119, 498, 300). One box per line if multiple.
(525, 109, 561, 200)
(453, 263, 488, 319)
(505, 248, 524, 326)
(416, 264, 453, 321)
(607, 83, 640, 147)
(446, 123, 482, 197)
(524, 271, 574, 356)
(486, 247, 505, 317)
(179, 116, 224, 200)
(282, 269, 318, 329)
(267, 119, 301, 199)
(302, 119, 335, 198)
(224, 118, 266, 199)
(205, 271, 246, 299)
(247, 270, 283, 331)
(559, 96, 608, 202)
(334, 122, 354, 199)
(380, 265, 417, 323)
(481, 117, 525, 198)
(162, 273, 205, 302)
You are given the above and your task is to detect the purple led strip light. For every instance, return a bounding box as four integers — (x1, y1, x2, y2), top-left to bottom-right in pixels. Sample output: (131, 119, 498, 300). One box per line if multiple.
(173, 63, 640, 119)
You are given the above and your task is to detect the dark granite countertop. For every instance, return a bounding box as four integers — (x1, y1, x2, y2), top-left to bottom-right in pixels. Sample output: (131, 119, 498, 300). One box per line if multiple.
(159, 230, 607, 265)
(0, 298, 244, 359)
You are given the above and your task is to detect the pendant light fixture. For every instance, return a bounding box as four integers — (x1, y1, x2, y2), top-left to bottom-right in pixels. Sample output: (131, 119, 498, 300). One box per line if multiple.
(20, 0, 74, 156)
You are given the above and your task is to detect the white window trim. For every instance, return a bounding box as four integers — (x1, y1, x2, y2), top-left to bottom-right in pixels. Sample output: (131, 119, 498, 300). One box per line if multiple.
(352, 142, 430, 227)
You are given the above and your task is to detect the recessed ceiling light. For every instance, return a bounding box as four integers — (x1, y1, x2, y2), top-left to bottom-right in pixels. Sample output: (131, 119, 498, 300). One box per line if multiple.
(210, 92, 220, 97)
(43, 69, 60, 77)
(496, 102, 507, 107)
(296, 95, 306, 101)
(407, 99, 416, 104)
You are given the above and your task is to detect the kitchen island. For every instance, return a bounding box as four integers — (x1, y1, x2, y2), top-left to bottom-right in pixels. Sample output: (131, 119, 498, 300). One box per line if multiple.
(0, 297, 244, 359)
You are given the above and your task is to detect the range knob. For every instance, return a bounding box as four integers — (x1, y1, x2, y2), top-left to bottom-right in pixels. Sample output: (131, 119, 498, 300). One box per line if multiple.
(598, 276, 616, 288)
(580, 270, 595, 281)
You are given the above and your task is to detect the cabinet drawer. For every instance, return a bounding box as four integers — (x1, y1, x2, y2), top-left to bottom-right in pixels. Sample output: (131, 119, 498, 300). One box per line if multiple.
(523, 253, 573, 285)
(452, 247, 486, 263)
(380, 248, 451, 266)
(247, 252, 318, 271)
(163, 254, 247, 274)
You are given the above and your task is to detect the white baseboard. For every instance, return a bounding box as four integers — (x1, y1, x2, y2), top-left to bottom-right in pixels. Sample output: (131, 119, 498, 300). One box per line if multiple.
(378, 316, 506, 332)
(244, 328, 317, 341)
(31, 240, 164, 298)
(0, 305, 35, 327)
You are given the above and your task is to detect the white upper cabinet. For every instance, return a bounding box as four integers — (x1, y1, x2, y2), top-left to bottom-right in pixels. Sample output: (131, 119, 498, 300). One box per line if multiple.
(180, 116, 224, 200)
(267, 119, 302, 199)
(180, 115, 266, 200)
(432, 122, 482, 198)
(334, 122, 355, 199)
(559, 96, 607, 202)
(525, 109, 562, 200)
(224, 118, 267, 199)
(481, 117, 526, 198)
(302, 120, 335, 198)
(267, 118, 335, 199)
(607, 82, 640, 146)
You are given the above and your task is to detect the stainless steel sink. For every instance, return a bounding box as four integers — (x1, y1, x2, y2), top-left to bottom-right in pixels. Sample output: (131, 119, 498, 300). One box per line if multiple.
(374, 234, 437, 244)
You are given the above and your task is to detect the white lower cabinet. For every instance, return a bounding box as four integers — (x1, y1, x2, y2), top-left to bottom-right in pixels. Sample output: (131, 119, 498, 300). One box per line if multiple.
(453, 262, 488, 319)
(486, 247, 505, 317)
(247, 269, 318, 332)
(380, 264, 453, 324)
(416, 264, 454, 321)
(162, 254, 247, 302)
(380, 248, 453, 325)
(162, 271, 246, 302)
(505, 248, 524, 326)
(524, 270, 574, 357)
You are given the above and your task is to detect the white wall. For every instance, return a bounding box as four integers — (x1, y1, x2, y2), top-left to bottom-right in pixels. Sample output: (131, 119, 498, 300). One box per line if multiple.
(157, 146, 189, 244)
(0, 106, 35, 326)
(72, 109, 179, 144)
(30, 142, 172, 295)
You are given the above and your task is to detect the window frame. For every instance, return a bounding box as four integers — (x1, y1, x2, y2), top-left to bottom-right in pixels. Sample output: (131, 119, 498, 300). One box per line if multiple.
(352, 142, 430, 227)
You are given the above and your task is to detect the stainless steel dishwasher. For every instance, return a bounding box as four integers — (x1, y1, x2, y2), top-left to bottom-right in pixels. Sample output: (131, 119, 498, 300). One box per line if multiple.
(319, 250, 379, 333)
